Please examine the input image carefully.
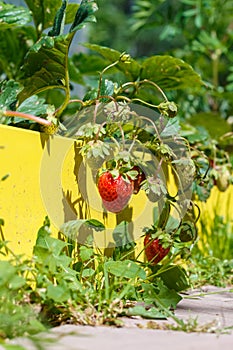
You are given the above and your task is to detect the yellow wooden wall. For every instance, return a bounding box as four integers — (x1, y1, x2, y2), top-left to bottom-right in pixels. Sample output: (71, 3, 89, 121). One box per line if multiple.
(0, 125, 232, 258)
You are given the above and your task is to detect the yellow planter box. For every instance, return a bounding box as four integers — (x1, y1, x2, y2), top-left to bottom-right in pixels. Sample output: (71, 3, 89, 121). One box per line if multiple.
(0, 124, 232, 257)
(0, 124, 154, 257)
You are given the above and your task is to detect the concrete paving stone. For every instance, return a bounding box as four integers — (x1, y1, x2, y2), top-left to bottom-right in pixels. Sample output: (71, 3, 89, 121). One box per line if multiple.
(175, 285, 233, 328)
(6, 325, 233, 350)
(2, 286, 233, 350)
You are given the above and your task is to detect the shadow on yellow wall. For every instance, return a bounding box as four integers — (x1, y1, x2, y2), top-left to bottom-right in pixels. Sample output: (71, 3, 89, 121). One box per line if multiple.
(0, 125, 232, 258)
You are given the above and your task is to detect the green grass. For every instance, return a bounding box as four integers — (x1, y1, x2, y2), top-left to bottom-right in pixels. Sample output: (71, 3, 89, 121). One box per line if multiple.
(187, 214, 233, 287)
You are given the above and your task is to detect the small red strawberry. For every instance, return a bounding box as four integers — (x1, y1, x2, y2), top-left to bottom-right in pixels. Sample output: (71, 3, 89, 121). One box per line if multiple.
(144, 233, 171, 265)
(97, 171, 133, 213)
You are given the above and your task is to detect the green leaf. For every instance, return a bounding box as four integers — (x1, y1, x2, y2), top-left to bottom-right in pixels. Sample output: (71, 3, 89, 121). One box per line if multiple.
(47, 284, 70, 303)
(8, 275, 26, 290)
(34, 235, 67, 256)
(0, 80, 21, 110)
(68, 58, 85, 84)
(128, 305, 165, 319)
(71, 52, 108, 76)
(65, 4, 79, 25)
(24, 0, 63, 32)
(85, 219, 105, 231)
(70, 0, 98, 32)
(17, 95, 52, 116)
(33, 218, 69, 265)
(141, 280, 182, 310)
(84, 43, 141, 80)
(60, 219, 86, 240)
(112, 221, 136, 260)
(0, 2, 32, 29)
(82, 268, 95, 278)
(60, 219, 105, 240)
(157, 265, 190, 292)
(2, 345, 28, 350)
(156, 280, 182, 309)
(18, 0, 98, 102)
(141, 55, 203, 90)
(160, 118, 180, 138)
(0, 27, 36, 80)
(79, 245, 94, 261)
(48, 0, 67, 37)
(18, 33, 72, 102)
(0, 261, 15, 286)
(100, 79, 115, 100)
(104, 260, 146, 280)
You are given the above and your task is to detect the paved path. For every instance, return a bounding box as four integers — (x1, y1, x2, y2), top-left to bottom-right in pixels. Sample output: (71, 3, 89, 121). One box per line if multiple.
(4, 286, 233, 350)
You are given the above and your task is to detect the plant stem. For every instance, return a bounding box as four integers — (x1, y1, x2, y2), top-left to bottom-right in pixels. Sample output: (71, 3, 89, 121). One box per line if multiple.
(97, 60, 120, 99)
(68, 99, 85, 106)
(131, 98, 160, 109)
(139, 79, 168, 102)
(138, 115, 161, 141)
(3, 110, 52, 126)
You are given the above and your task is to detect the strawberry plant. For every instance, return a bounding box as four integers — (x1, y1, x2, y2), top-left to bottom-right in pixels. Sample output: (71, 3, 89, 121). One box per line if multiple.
(0, 0, 232, 342)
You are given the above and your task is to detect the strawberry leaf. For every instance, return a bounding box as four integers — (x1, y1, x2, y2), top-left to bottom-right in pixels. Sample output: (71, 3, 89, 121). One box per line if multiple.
(99, 79, 115, 101)
(105, 260, 146, 280)
(18, 33, 73, 103)
(47, 284, 70, 303)
(141, 56, 203, 90)
(0, 80, 21, 111)
(84, 43, 141, 80)
(156, 265, 190, 292)
(70, 0, 98, 33)
(17, 95, 52, 116)
(85, 219, 105, 231)
(0, 1, 32, 29)
(48, 0, 67, 37)
(112, 221, 136, 258)
(127, 305, 165, 319)
(18, 0, 98, 103)
(60, 218, 105, 240)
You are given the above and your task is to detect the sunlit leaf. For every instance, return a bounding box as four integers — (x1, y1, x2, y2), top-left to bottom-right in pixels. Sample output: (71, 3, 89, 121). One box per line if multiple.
(128, 305, 165, 319)
(24, 0, 62, 32)
(47, 284, 70, 303)
(0, 2, 32, 29)
(18, 0, 98, 103)
(157, 265, 190, 292)
(105, 260, 146, 279)
(0, 80, 21, 110)
(18, 33, 72, 103)
(141, 55, 203, 90)
(70, 0, 98, 32)
(84, 43, 141, 80)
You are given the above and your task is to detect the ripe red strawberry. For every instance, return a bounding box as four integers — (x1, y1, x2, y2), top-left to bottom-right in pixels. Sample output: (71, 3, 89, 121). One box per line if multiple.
(97, 171, 133, 213)
(144, 234, 170, 265)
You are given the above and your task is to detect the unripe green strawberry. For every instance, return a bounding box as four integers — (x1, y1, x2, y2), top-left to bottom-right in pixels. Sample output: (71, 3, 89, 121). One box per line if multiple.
(157, 101, 178, 118)
(215, 167, 231, 192)
(40, 123, 59, 135)
(179, 221, 197, 242)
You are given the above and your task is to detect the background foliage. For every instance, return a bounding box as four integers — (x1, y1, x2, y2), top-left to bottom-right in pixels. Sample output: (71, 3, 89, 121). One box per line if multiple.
(87, 0, 233, 139)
